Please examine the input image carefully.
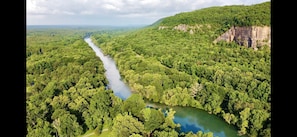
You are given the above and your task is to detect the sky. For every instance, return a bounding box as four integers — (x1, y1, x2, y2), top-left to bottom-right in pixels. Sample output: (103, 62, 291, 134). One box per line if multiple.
(27, 0, 270, 26)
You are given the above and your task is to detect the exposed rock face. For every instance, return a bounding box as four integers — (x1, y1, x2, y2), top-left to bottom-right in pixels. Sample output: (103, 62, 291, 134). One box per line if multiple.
(174, 24, 188, 32)
(158, 26, 168, 30)
(159, 24, 211, 35)
(214, 26, 271, 49)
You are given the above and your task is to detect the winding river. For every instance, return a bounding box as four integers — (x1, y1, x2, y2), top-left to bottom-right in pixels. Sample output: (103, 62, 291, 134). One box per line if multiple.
(84, 37, 244, 137)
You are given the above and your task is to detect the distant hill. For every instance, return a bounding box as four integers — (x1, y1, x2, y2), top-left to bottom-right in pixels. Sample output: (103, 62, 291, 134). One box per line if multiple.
(153, 1, 270, 27)
(152, 1, 271, 49)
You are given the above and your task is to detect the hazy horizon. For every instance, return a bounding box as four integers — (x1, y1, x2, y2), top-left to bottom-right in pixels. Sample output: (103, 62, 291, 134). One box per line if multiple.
(27, 0, 270, 26)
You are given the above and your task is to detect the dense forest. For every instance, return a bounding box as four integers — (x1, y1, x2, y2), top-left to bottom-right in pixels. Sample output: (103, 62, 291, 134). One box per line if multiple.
(91, 2, 271, 137)
(26, 1, 270, 137)
(26, 28, 215, 137)
(163, 2, 269, 25)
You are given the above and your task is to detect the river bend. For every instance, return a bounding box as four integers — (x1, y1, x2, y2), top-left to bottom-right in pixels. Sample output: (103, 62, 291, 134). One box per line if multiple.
(84, 37, 242, 137)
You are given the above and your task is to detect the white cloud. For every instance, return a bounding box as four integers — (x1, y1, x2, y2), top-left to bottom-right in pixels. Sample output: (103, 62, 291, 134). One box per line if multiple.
(80, 10, 94, 15)
(102, 4, 120, 11)
(26, 0, 270, 25)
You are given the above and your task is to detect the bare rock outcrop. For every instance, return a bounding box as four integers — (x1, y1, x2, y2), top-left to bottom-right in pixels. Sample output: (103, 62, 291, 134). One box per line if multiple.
(214, 26, 271, 49)
(174, 24, 188, 32)
(158, 26, 168, 30)
(158, 24, 212, 35)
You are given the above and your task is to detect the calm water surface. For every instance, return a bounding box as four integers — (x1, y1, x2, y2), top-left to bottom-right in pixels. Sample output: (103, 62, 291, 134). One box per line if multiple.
(84, 37, 244, 137)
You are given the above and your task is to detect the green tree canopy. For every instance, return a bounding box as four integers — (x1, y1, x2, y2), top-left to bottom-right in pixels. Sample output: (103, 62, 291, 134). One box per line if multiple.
(111, 113, 145, 137)
(122, 94, 146, 119)
(141, 108, 165, 137)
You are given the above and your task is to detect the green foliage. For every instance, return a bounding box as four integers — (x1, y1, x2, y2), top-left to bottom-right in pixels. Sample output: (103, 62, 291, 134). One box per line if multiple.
(160, 2, 270, 27)
(159, 108, 180, 133)
(222, 113, 238, 125)
(183, 131, 214, 137)
(92, 2, 271, 137)
(26, 28, 121, 136)
(142, 108, 165, 136)
(26, 118, 54, 137)
(26, 27, 184, 137)
(153, 130, 179, 137)
(27, 2, 271, 136)
(111, 113, 145, 137)
(129, 134, 144, 137)
(122, 94, 146, 119)
(83, 89, 112, 130)
(51, 109, 83, 137)
(237, 108, 251, 135)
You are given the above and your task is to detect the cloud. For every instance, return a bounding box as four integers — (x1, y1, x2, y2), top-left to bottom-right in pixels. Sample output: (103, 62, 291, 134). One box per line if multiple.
(26, 0, 270, 25)
(102, 4, 120, 11)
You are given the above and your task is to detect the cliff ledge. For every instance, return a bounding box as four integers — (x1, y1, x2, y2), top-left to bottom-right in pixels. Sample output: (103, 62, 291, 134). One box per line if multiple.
(214, 26, 271, 50)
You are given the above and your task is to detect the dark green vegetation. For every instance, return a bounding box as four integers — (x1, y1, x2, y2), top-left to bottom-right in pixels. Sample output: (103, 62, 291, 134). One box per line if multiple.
(26, 28, 109, 137)
(91, 2, 271, 137)
(161, 2, 270, 27)
(26, 28, 214, 137)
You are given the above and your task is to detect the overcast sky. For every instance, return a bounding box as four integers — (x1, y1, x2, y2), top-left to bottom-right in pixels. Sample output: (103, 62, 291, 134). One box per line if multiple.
(27, 0, 270, 26)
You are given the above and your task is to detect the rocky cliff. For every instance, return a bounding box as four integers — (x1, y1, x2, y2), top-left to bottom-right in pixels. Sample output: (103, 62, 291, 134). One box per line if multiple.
(158, 24, 211, 35)
(214, 26, 271, 50)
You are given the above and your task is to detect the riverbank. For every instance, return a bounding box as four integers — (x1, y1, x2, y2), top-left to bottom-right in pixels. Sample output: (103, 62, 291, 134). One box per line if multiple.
(84, 37, 243, 137)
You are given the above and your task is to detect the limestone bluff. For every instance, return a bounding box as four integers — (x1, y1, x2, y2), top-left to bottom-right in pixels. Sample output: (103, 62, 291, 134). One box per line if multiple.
(214, 26, 271, 50)
(158, 24, 271, 50)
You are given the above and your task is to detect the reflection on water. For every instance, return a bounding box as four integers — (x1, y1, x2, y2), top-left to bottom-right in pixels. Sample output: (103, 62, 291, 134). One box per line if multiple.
(84, 37, 131, 100)
(84, 37, 244, 137)
(146, 101, 244, 137)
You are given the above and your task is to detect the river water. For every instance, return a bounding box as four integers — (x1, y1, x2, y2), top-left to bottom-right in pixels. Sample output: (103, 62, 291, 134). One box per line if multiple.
(84, 37, 243, 137)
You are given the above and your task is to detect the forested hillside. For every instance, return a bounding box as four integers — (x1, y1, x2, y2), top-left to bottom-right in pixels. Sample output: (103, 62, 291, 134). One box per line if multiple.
(26, 28, 215, 137)
(91, 2, 271, 137)
(160, 1, 270, 27)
